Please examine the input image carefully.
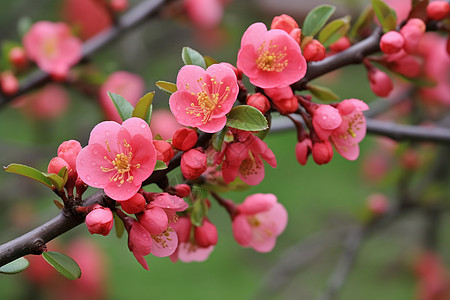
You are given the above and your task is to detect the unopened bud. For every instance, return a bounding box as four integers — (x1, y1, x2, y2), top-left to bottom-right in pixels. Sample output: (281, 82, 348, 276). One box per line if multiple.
(380, 31, 405, 54)
(367, 193, 389, 215)
(180, 148, 207, 179)
(400, 18, 426, 54)
(312, 140, 333, 165)
(246, 93, 270, 114)
(427, 1, 450, 20)
(1, 71, 19, 96)
(85, 205, 114, 236)
(110, 0, 128, 12)
(295, 138, 312, 165)
(153, 140, 174, 164)
(195, 219, 218, 248)
(58, 140, 82, 171)
(329, 36, 351, 52)
(303, 39, 326, 62)
(47, 157, 70, 174)
(9, 47, 28, 68)
(368, 68, 393, 97)
(172, 128, 198, 151)
(271, 14, 301, 44)
(174, 184, 191, 198)
(120, 193, 146, 214)
(137, 206, 168, 235)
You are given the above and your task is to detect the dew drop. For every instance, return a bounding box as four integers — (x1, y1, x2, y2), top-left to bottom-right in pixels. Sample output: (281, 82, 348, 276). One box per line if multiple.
(140, 122, 147, 128)
(91, 162, 96, 167)
(92, 149, 99, 155)
(93, 181, 99, 186)
(79, 159, 85, 165)
(99, 184, 105, 188)
(105, 131, 110, 137)
(86, 175, 92, 181)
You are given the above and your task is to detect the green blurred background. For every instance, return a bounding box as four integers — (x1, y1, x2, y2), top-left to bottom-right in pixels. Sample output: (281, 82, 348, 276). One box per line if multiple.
(0, 0, 446, 299)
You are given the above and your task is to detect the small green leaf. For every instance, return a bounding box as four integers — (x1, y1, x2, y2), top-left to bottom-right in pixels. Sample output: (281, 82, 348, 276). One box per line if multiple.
(349, 6, 374, 38)
(253, 114, 272, 140)
(108, 92, 133, 122)
(226, 105, 268, 131)
(0, 257, 29, 274)
(156, 81, 177, 95)
(154, 160, 168, 171)
(204, 56, 218, 67)
(307, 84, 340, 101)
(54, 199, 64, 210)
(4, 163, 53, 188)
(44, 173, 65, 191)
(302, 5, 336, 37)
(17, 16, 32, 37)
(113, 212, 124, 238)
(154, 134, 163, 140)
(190, 198, 208, 227)
(318, 16, 351, 47)
(211, 126, 228, 151)
(372, 0, 397, 32)
(132, 91, 154, 124)
(42, 251, 81, 280)
(57, 167, 68, 187)
(182, 47, 206, 69)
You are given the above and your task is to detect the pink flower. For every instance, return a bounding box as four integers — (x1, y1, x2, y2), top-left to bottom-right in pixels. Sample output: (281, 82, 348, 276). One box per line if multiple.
(169, 64, 238, 133)
(427, 1, 450, 20)
(85, 204, 114, 236)
(99, 71, 145, 122)
(138, 206, 168, 235)
(232, 193, 287, 252)
(330, 99, 369, 161)
(218, 131, 277, 185)
(237, 22, 306, 89)
(23, 21, 81, 77)
(148, 193, 189, 223)
(400, 18, 426, 54)
(76, 117, 157, 201)
(184, 0, 223, 29)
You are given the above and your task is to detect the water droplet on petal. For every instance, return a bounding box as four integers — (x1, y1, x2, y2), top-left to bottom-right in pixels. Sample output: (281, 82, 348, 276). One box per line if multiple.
(93, 149, 98, 155)
(105, 131, 110, 137)
(140, 122, 147, 128)
(91, 162, 96, 167)
(86, 175, 92, 181)
(99, 184, 105, 188)
(80, 159, 85, 165)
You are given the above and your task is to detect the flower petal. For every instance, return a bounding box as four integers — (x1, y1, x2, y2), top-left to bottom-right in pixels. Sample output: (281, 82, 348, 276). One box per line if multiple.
(88, 121, 122, 154)
(76, 143, 112, 188)
(151, 227, 178, 257)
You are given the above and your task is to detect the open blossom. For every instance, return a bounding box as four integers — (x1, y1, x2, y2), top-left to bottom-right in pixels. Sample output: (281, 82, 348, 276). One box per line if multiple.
(237, 22, 306, 89)
(76, 117, 157, 201)
(232, 193, 287, 252)
(23, 21, 81, 77)
(217, 130, 277, 185)
(330, 99, 369, 161)
(169, 64, 238, 133)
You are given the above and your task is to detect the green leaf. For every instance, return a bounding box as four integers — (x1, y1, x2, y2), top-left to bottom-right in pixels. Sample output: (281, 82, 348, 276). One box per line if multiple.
(42, 251, 81, 280)
(132, 91, 154, 124)
(302, 5, 336, 37)
(307, 84, 340, 101)
(182, 47, 206, 69)
(44, 173, 65, 191)
(253, 114, 272, 140)
(226, 105, 268, 131)
(318, 16, 351, 47)
(0, 257, 29, 274)
(4, 163, 53, 188)
(113, 212, 124, 238)
(190, 198, 208, 227)
(154, 160, 168, 171)
(211, 126, 228, 152)
(108, 92, 133, 122)
(372, 0, 397, 32)
(204, 56, 218, 67)
(155, 81, 177, 95)
(17, 16, 32, 37)
(349, 5, 374, 38)
(57, 167, 68, 186)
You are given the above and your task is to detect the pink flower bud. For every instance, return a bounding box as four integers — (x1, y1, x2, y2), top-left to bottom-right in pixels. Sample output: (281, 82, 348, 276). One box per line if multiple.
(312, 140, 333, 165)
(9, 47, 28, 68)
(295, 138, 312, 165)
(380, 31, 405, 54)
(427, 1, 450, 20)
(368, 68, 394, 97)
(400, 18, 426, 54)
(367, 193, 389, 215)
(219, 62, 243, 80)
(180, 148, 207, 179)
(271, 14, 301, 44)
(120, 193, 146, 214)
(153, 140, 174, 164)
(85, 205, 113, 236)
(172, 128, 198, 151)
(48, 157, 70, 174)
(390, 53, 421, 78)
(312, 104, 342, 140)
(303, 39, 326, 62)
(329, 36, 351, 52)
(137, 206, 168, 235)
(1, 71, 19, 96)
(174, 184, 191, 198)
(400, 149, 420, 170)
(246, 93, 271, 114)
(58, 140, 82, 171)
(273, 96, 298, 114)
(194, 219, 218, 248)
(110, 0, 128, 12)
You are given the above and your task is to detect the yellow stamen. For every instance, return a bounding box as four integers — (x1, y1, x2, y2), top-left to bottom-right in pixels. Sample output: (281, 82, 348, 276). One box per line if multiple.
(256, 41, 288, 72)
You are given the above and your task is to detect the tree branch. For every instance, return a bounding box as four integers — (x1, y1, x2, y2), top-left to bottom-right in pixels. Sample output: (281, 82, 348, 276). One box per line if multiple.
(0, 0, 173, 108)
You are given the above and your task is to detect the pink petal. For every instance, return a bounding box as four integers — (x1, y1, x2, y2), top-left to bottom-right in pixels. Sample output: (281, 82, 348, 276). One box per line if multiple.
(267, 202, 288, 235)
(250, 235, 277, 253)
(129, 135, 156, 183)
(314, 105, 342, 130)
(133, 252, 149, 270)
(221, 160, 240, 184)
(88, 121, 122, 154)
(169, 91, 204, 127)
(122, 117, 153, 141)
(232, 214, 252, 247)
(177, 243, 215, 263)
(76, 143, 112, 188)
(332, 139, 360, 161)
(151, 227, 178, 257)
(104, 179, 141, 201)
(198, 115, 227, 133)
(240, 22, 267, 47)
(152, 194, 189, 211)
(176, 64, 206, 93)
(239, 193, 277, 215)
(239, 155, 265, 185)
(237, 44, 259, 78)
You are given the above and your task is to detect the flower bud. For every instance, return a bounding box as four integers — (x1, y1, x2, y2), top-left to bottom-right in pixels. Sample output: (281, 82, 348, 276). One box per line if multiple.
(400, 18, 426, 54)
(329, 36, 351, 52)
(273, 96, 298, 114)
(195, 219, 218, 248)
(390, 53, 421, 78)
(303, 39, 326, 62)
(271, 14, 301, 44)
(110, 0, 128, 12)
(219, 62, 243, 80)
(9, 47, 28, 68)
(137, 206, 168, 235)
(1, 71, 19, 96)
(427, 1, 450, 20)
(174, 184, 191, 198)
(246, 93, 270, 114)
(368, 68, 393, 97)
(85, 205, 114, 236)
(120, 193, 146, 214)
(312, 104, 342, 140)
(312, 140, 333, 165)
(172, 128, 198, 151)
(58, 140, 82, 171)
(153, 140, 174, 164)
(180, 148, 207, 179)
(367, 193, 389, 215)
(48, 157, 70, 174)
(295, 138, 312, 165)
(380, 31, 404, 54)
